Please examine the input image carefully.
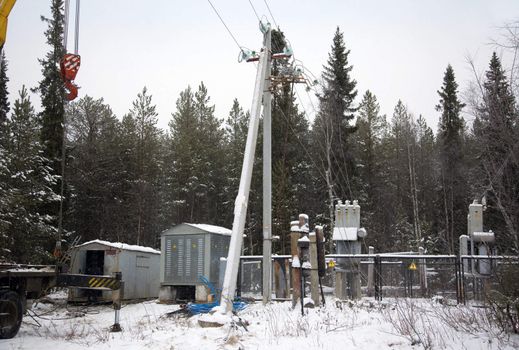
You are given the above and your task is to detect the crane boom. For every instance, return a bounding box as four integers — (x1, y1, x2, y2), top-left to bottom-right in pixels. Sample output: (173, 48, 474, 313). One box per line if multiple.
(0, 0, 16, 50)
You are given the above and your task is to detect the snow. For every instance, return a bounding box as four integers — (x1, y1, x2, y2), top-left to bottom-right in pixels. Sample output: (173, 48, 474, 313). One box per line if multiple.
(2, 266, 55, 273)
(291, 256, 300, 268)
(185, 223, 232, 236)
(4, 292, 518, 350)
(75, 239, 160, 255)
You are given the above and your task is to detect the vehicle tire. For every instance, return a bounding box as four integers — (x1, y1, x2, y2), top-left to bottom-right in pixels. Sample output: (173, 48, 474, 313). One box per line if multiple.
(0, 290, 23, 339)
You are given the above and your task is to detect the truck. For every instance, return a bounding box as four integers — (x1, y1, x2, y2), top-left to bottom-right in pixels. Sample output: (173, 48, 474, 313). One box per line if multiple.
(0, 263, 122, 339)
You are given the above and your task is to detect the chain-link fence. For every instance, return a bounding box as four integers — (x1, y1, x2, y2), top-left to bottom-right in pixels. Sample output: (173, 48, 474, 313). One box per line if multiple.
(236, 254, 519, 303)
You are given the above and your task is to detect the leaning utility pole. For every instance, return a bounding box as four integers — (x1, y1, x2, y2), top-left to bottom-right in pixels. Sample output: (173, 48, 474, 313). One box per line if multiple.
(219, 21, 271, 314)
(262, 27, 272, 305)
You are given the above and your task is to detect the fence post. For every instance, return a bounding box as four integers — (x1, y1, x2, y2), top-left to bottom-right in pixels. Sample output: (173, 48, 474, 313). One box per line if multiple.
(419, 246, 427, 297)
(284, 258, 291, 299)
(367, 246, 374, 296)
(274, 259, 283, 298)
(290, 221, 301, 308)
(374, 254, 381, 301)
(455, 255, 461, 304)
(309, 232, 320, 306)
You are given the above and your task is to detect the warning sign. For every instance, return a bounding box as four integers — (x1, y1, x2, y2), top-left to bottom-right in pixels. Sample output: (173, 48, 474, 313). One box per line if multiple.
(408, 262, 417, 271)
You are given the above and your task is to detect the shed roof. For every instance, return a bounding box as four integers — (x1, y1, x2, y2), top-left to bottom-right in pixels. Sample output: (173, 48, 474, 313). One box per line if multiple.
(75, 239, 160, 255)
(162, 223, 232, 236)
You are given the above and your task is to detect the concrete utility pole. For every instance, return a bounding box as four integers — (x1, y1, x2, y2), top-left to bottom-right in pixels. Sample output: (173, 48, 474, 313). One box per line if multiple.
(262, 27, 272, 305)
(219, 22, 271, 314)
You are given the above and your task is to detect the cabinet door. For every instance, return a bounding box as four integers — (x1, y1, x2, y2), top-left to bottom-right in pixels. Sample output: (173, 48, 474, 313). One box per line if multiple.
(184, 235, 204, 284)
(165, 236, 184, 283)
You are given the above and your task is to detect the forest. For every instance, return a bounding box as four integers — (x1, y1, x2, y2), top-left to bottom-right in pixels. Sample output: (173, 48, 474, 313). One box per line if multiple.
(1, 1, 518, 264)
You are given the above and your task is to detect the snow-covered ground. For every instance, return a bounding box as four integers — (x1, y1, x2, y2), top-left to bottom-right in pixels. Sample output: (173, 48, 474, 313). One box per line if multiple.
(2, 292, 518, 350)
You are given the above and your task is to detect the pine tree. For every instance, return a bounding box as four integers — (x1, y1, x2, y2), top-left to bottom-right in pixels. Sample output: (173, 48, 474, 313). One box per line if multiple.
(387, 101, 419, 250)
(66, 96, 125, 243)
(436, 64, 467, 254)
(474, 53, 519, 252)
(194, 82, 226, 225)
(223, 99, 249, 225)
(414, 115, 438, 251)
(126, 87, 162, 246)
(166, 83, 227, 228)
(221, 99, 263, 254)
(167, 86, 198, 225)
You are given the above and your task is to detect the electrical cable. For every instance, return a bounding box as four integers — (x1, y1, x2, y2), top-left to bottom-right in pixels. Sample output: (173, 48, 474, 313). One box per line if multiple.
(206, 0, 243, 51)
(262, 0, 278, 28)
(183, 276, 248, 315)
(247, 0, 261, 22)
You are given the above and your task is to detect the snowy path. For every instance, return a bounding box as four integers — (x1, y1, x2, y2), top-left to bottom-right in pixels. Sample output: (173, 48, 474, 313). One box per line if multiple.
(2, 295, 518, 350)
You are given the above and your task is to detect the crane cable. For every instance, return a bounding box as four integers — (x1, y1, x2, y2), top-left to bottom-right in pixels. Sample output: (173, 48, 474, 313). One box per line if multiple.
(60, 0, 81, 102)
(55, 0, 81, 260)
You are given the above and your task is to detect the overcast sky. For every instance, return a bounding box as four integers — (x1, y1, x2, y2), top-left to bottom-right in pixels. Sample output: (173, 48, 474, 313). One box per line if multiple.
(5, 0, 519, 132)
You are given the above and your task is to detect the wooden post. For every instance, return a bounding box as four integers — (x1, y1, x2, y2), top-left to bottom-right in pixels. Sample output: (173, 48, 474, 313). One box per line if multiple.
(290, 221, 301, 307)
(419, 246, 427, 296)
(274, 259, 283, 298)
(367, 246, 374, 296)
(284, 258, 291, 298)
(309, 232, 320, 306)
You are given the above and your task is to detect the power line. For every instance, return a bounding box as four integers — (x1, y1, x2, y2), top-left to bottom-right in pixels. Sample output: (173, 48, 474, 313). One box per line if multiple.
(206, 0, 242, 50)
(247, 0, 261, 22)
(262, 0, 278, 28)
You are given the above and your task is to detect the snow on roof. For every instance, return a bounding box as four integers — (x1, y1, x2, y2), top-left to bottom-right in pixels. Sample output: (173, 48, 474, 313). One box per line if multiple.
(76, 239, 160, 255)
(185, 223, 232, 236)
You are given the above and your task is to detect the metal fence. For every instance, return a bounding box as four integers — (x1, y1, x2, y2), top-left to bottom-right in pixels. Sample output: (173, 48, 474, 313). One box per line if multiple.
(236, 254, 519, 303)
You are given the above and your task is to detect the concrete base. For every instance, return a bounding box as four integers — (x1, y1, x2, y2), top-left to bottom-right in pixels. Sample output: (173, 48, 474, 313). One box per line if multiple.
(195, 285, 208, 302)
(158, 286, 176, 303)
(335, 270, 361, 300)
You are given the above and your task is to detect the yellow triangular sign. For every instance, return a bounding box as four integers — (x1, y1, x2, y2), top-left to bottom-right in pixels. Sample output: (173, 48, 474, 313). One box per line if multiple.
(409, 262, 417, 271)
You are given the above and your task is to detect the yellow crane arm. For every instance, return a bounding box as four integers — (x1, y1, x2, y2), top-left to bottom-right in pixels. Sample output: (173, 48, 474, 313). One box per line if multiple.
(0, 0, 16, 48)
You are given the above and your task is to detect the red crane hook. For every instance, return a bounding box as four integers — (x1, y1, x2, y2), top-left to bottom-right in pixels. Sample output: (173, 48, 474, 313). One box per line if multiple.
(60, 53, 81, 101)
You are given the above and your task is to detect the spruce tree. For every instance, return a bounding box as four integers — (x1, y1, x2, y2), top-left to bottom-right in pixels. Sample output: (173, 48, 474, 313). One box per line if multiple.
(5, 87, 59, 263)
(354, 90, 387, 249)
(311, 27, 358, 247)
(0, 51, 10, 257)
(436, 64, 467, 253)
(0, 51, 9, 126)
(36, 0, 65, 172)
